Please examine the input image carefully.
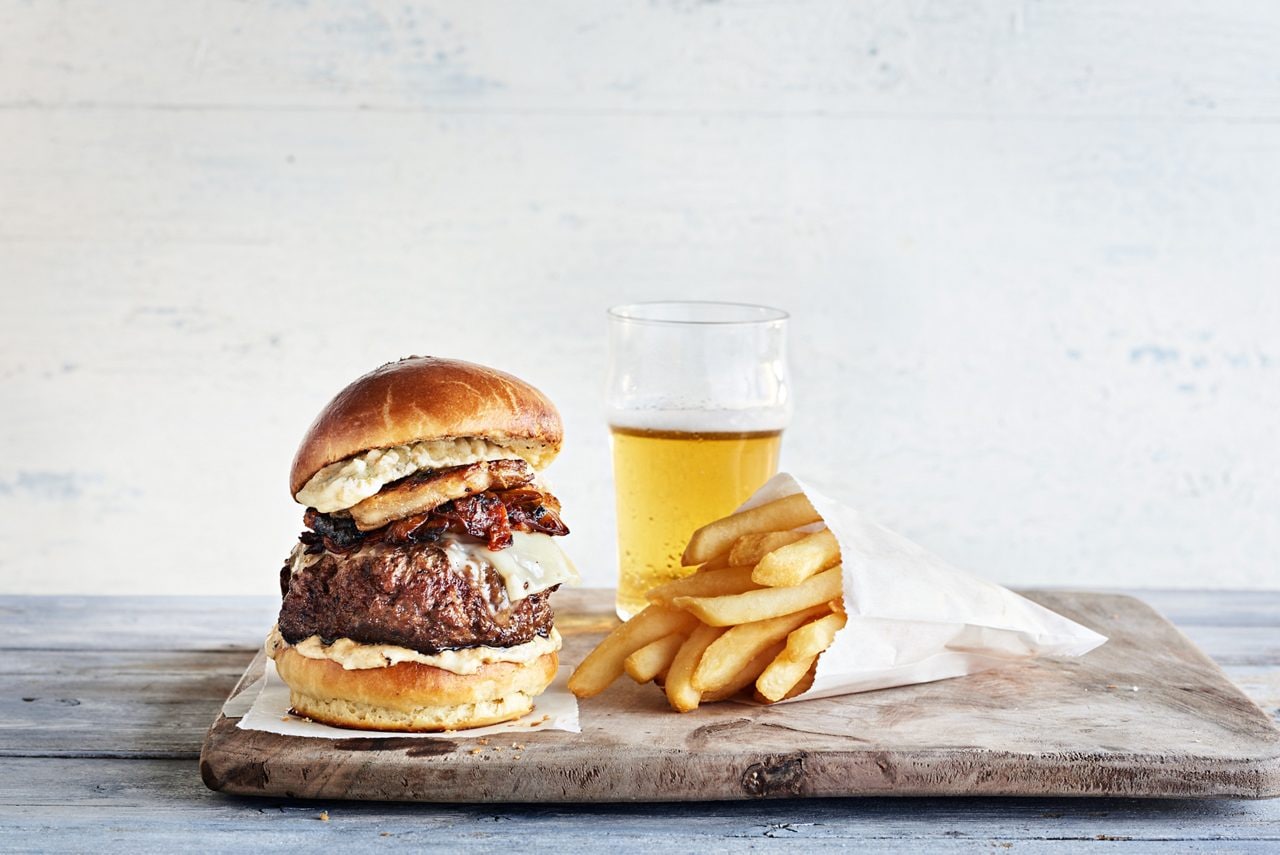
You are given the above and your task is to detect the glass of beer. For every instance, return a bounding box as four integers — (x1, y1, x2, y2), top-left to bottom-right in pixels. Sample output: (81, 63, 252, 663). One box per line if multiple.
(607, 301, 791, 618)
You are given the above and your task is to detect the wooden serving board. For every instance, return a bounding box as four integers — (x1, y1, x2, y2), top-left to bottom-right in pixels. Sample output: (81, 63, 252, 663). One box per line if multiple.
(200, 589, 1280, 802)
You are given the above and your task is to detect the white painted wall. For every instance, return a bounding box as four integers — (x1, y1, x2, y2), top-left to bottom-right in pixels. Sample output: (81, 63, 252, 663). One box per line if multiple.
(2, 1, 1278, 595)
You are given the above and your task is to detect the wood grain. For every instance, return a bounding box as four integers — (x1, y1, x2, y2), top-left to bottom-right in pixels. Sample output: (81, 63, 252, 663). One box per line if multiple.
(6, 759, 1280, 851)
(0, 650, 250, 759)
(2, 591, 1279, 849)
(0, 596, 280, 651)
(200, 590, 1280, 802)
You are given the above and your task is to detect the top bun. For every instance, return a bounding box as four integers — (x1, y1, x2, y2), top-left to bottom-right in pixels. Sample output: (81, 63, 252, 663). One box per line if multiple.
(290, 357, 562, 498)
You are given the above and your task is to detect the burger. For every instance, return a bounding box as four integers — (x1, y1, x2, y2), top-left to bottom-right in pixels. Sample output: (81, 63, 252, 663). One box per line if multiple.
(265, 356, 578, 731)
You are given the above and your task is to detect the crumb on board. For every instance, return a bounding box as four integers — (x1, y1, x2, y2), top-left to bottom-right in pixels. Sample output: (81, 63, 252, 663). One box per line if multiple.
(510, 742, 525, 750)
(469, 748, 484, 755)
(477, 738, 490, 746)
(318, 811, 329, 822)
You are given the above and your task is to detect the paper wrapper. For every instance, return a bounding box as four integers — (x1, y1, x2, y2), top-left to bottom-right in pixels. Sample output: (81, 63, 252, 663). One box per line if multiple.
(747, 473, 1107, 703)
(230, 658, 580, 739)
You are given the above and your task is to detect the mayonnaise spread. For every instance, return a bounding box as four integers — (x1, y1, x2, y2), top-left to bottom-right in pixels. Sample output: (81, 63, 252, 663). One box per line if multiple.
(296, 437, 543, 512)
(266, 624, 561, 674)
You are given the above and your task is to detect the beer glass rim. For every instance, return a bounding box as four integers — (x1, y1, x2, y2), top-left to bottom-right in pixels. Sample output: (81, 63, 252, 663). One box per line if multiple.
(608, 301, 788, 327)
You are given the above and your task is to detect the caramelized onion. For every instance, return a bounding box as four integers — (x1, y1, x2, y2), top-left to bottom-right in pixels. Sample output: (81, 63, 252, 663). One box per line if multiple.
(301, 489, 568, 554)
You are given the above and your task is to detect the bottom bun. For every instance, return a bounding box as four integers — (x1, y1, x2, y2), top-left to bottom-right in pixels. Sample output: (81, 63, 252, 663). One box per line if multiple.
(288, 689, 538, 732)
(272, 646, 558, 732)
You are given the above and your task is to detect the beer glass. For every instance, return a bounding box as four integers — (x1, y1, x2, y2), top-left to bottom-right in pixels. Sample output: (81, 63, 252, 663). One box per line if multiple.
(607, 302, 791, 618)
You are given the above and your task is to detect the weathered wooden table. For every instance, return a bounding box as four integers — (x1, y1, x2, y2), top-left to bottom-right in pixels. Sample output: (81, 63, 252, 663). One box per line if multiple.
(3, 591, 1278, 851)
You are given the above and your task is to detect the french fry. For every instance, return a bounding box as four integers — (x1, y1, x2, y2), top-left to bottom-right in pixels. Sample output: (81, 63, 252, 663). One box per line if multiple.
(752, 528, 842, 587)
(690, 604, 831, 693)
(784, 610, 847, 659)
(755, 664, 816, 703)
(701, 642, 785, 702)
(756, 652, 817, 702)
(568, 605, 698, 698)
(681, 493, 820, 566)
(785, 666, 817, 699)
(665, 623, 726, 713)
(727, 530, 806, 567)
(672, 566, 842, 627)
(623, 633, 687, 684)
(646, 566, 761, 606)
(755, 611, 845, 701)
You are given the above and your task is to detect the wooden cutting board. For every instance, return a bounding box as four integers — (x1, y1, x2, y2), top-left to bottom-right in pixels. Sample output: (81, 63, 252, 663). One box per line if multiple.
(200, 589, 1280, 802)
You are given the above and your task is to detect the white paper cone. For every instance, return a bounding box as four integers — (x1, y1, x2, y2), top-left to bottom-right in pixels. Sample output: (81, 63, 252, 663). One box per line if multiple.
(739, 473, 1107, 703)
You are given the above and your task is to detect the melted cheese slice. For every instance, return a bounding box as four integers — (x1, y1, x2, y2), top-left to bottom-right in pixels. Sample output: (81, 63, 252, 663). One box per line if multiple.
(441, 531, 579, 601)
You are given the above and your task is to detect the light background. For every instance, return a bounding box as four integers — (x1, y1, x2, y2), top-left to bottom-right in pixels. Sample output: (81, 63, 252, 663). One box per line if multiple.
(2, 1, 1278, 594)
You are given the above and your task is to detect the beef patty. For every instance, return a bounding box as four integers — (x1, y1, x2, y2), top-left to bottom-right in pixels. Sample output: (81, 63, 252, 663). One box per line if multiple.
(277, 540, 555, 653)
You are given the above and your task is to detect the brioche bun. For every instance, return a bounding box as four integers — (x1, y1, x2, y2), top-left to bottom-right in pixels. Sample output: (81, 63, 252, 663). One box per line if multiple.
(273, 646, 559, 732)
(290, 356, 562, 497)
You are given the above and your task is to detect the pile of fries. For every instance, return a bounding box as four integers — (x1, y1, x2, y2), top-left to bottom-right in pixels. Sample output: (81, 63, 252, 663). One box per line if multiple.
(569, 493, 847, 711)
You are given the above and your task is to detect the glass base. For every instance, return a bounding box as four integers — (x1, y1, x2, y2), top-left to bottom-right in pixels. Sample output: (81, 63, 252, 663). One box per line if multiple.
(615, 592, 648, 622)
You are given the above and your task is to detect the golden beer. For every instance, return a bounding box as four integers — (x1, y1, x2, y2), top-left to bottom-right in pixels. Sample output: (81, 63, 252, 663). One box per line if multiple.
(610, 426, 783, 618)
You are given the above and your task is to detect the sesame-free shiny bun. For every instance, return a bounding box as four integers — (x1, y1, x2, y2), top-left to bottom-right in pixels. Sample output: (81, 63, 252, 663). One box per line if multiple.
(290, 357, 563, 499)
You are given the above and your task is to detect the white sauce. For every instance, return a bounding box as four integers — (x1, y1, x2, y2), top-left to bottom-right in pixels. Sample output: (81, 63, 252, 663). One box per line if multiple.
(266, 625, 561, 674)
(296, 437, 542, 512)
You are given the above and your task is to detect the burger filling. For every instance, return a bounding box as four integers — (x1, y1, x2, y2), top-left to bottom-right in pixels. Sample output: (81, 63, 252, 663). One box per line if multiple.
(274, 458, 575, 661)
(302, 483, 569, 552)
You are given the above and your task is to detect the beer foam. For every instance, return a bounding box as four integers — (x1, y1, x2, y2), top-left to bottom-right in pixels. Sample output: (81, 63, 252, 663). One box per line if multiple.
(608, 407, 789, 433)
